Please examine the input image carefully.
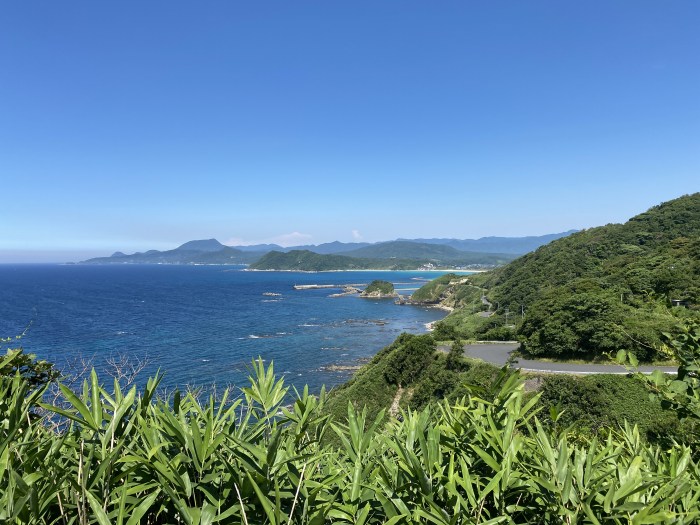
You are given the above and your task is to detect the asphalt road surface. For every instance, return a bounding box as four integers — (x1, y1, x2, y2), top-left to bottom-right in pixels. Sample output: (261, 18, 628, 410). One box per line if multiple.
(448, 343, 678, 375)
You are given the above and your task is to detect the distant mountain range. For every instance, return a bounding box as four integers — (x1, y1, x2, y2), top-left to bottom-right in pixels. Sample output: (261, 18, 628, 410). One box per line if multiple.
(80, 231, 577, 268)
(398, 231, 579, 255)
(229, 231, 577, 255)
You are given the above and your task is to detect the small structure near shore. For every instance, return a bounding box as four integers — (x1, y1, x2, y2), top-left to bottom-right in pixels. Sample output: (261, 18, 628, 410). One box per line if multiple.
(328, 286, 361, 297)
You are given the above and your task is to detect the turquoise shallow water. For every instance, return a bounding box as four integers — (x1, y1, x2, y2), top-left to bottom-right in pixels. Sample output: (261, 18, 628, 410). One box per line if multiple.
(0, 265, 455, 392)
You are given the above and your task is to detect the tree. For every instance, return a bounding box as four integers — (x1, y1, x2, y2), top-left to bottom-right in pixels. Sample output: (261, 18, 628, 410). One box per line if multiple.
(384, 334, 436, 386)
(445, 339, 465, 371)
(1, 337, 59, 389)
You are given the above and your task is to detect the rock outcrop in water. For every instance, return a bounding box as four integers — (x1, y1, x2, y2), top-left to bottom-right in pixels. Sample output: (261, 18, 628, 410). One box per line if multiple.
(360, 280, 397, 298)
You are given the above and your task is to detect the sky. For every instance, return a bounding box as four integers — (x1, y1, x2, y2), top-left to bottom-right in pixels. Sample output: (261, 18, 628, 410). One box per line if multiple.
(1, 1, 698, 262)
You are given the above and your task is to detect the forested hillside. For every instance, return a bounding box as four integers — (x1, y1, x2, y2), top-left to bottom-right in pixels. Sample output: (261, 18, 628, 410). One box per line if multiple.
(421, 194, 700, 360)
(248, 250, 421, 271)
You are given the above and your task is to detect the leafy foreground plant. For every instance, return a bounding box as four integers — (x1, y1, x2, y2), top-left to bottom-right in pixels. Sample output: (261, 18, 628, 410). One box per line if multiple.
(2, 350, 700, 524)
(620, 320, 700, 447)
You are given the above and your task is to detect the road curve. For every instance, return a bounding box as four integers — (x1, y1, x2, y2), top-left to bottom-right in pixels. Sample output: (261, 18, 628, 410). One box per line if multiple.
(448, 343, 678, 375)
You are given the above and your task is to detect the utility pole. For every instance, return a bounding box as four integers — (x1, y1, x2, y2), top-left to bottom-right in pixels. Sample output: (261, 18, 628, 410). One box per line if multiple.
(505, 308, 509, 326)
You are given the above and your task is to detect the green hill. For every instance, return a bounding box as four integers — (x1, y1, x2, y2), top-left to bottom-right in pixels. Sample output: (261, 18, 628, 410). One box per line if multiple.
(418, 194, 700, 360)
(248, 250, 422, 271)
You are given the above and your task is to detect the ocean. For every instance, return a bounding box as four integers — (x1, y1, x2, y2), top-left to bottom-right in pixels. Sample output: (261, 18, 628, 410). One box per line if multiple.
(0, 264, 455, 392)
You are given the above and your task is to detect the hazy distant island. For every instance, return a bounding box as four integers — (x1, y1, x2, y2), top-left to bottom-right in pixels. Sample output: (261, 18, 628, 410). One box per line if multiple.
(80, 232, 577, 271)
(81, 239, 265, 265)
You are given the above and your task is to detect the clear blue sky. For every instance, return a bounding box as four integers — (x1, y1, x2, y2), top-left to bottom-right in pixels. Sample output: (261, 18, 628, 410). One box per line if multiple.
(1, 1, 698, 262)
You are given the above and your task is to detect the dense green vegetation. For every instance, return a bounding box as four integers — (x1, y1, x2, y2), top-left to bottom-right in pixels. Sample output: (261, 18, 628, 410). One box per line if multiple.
(361, 280, 395, 296)
(249, 250, 424, 271)
(321, 332, 686, 449)
(3, 333, 700, 524)
(620, 320, 700, 444)
(410, 273, 464, 303)
(536, 373, 688, 443)
(416, 194, 700, 360)
(323, 334, 502, 426)
(0, 343, 59, 388)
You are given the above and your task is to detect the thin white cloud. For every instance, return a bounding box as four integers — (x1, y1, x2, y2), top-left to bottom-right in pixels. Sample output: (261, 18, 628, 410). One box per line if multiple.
(271, 232, 313, 247)
(224, 232, 313, 247)
(351, 229, 363, 241)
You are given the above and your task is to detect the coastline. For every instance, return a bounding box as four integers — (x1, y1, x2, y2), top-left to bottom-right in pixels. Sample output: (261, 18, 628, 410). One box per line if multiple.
(244, 268, 483, 274)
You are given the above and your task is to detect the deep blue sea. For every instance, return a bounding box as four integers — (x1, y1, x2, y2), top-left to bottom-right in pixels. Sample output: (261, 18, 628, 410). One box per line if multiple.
(0, 265, 455, 392)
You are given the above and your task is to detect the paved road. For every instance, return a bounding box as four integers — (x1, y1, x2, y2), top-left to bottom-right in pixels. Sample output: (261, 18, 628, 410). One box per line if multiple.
(442, 343, 678, 375)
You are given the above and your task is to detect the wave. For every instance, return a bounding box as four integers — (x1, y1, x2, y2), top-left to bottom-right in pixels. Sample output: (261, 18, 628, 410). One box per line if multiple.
(248, 332, 290, 339)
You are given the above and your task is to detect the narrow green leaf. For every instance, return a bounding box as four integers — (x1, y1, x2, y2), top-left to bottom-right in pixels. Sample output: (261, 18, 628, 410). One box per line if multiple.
(125, 490, 161, 525)
(85, 492, 112, 525)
